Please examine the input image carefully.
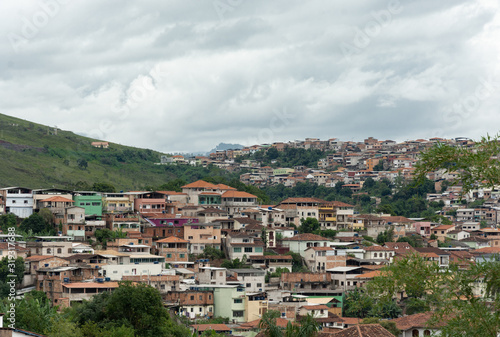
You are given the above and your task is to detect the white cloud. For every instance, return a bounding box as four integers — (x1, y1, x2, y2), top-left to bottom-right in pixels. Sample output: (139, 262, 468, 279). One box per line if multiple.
(0, 0, 499, 152)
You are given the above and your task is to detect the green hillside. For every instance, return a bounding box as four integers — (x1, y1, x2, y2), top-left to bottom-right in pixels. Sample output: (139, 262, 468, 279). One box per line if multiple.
(0, 114, 235, 190)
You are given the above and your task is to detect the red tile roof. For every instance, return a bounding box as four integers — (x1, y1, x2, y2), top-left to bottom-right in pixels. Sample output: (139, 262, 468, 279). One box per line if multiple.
(283, 233, 330, 241)
(156, 236, 190, 243)
(390, 312, 446, 330)
(221, 191, 257, 199)
(182, 180, 218, 189)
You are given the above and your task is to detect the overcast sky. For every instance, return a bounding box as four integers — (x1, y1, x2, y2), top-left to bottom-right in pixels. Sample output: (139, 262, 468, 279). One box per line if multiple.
(1, 0, 500, 153)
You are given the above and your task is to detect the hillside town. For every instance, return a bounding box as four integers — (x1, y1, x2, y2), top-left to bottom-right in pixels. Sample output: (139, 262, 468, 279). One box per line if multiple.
(2, 134, 500, 337)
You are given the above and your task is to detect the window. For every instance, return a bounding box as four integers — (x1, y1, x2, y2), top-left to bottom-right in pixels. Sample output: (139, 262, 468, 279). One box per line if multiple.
(255, 247, 263, 253)
(188, 236, 193, 240)
(166, 254, 172, 258)
(47, 248, 51, 254)
(92, 202, 100, 206)
(234, 299, 242, 303)
(199, 295, 203, 300)
(179, 254, 185, 258)
(233, 311, 244, 317)
(57, 248, 62, 254)
(412, 330, 419, 337)
(246, 283, 251, 287)
(424, 330, 431, 336)
(244, 247, 253, 253)
(24, 200, 28, 204)
(199, 308, 202, 312)
(12, 200, 16, 204)
(257, 283, 262, 288)
(191, 296, 194, 300)
(234, 247, 242, 253)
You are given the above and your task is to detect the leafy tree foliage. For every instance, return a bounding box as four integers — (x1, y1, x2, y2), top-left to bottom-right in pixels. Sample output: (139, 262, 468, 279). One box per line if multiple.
(73, 282, 191, 337)
(415, 135, 500, 195)
(343, 288, 374, 318)
(376, 228, 394, 245)
(0, 213, 17, 233)
(19, 212, 54, 234)
(198, 246, 225, 260)
(92, 182, 116, 193)
(259, 310, 319, 337)
(0, 291, 58, 334)
(299, 218, 320, 234)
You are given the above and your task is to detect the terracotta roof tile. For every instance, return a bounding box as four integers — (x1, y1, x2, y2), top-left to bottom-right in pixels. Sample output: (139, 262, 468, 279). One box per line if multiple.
(283, 233, 330, 241)
(156, 236, 190, 243)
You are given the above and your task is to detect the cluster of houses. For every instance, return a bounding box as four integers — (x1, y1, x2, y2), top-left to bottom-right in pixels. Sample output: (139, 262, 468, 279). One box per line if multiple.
(158, 137, 479, 190)
(2, 177, 500, 337)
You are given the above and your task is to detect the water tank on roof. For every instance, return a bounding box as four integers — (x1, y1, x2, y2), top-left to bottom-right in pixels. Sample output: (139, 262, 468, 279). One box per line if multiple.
(63, 278, 70, 283)
(104, 277, 111, 282)
(96, 278, 104, 283)
(268, 207, 272, 210)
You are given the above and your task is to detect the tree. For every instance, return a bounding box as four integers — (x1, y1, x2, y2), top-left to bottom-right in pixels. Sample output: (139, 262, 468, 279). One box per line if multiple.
(92, 182, 116, 193)
(415, 134, 500, 195)
(366, 253, 500, 336)
(39, 208, 55, 225)
(77, 158, 88, 170)
(259, 310, 319, 337)
(0, 213, 17, 233)
(376, 228, 394, 245)
(0, 291, 58, 334)
(299, 218, 320, 234)
(343, 288, 374, 318)
(73, 282, 189, 337)
(19, 213, 53, 234)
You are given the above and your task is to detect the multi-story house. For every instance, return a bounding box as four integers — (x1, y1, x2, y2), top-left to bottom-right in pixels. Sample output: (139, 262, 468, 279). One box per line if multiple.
(197, 267, 227, 285)
(26, 236, 75, 257)
(247, 255, 293, 272)
(228, 269, 266, 292)
(181, 180, 236, 205)
(431, 224, 456, 242)
(277, 197, 321, 227)
(0, 187, 34, 218)
(318, 201, 354, 231)
(102, 192, 134, 213)
(225, 232, 265, 260)
(190, 284, 247, 323)
(73, 192, 103, 216)
(156, 236, 190, 263)
(221, 191, 258, 215)
(280, 273, 332, 292)
(144, 216, 197, 239)
(304, 247, 346, 273)
(184, 222, 222, 254)
(282, 233, 332, 258)
(32, 188, 73, 211)
(133, 192, 168, 216)
(165, 290, 215, 319)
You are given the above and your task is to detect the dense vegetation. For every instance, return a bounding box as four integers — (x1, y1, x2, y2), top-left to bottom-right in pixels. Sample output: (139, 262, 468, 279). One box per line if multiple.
(0, 283, 193, 337)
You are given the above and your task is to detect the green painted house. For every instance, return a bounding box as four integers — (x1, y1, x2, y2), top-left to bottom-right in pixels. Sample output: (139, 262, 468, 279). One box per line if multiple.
(74, 192, 103, 216)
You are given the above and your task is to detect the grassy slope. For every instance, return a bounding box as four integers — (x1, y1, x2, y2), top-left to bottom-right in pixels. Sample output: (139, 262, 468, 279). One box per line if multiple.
(0, 113, 178, 190)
